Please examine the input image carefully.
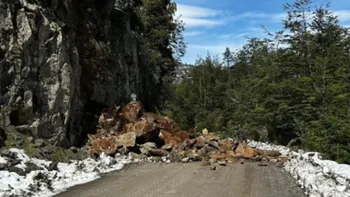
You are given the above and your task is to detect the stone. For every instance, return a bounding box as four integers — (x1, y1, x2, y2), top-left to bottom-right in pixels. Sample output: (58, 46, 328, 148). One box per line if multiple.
(88, 135, 119, 156)
(258, 163, 268, 167)
(115, 132, 136, 148)
(235, 144, 257, 159)
(8, 166, 26, 176)
(151, 157, 162, 163)
(218, 160, 227, 166)
(256, 149, 281, 157)
(120, 102, 143, 123)
(25, 162, 43, 173)
(193, 136, 206, 148)
(210, 165, 216, 170)
(1, 149, 11, 157)
(181, 157, 189, 163)
(0, 128, 6, 147)
(210, 152, 227, 160)
(142, 113, 181, 133)
(6, 159, 21, 168)
(140, 142, 157, 155)
(207, 140, 220, 150)
(123, 120, 159, 143)
(48, 161, 59, 171)
(0, 163, 5, 170)
(159, 130, 183, 150)
(187, 153, 202, 161)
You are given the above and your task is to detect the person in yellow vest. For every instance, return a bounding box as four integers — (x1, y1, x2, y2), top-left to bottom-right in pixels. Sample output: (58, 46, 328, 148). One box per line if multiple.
(202, 128, 208, 135)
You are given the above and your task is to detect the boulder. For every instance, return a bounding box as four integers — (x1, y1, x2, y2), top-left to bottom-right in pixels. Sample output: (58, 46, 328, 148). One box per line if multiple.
(235, 144, 257, 159)
(88, 135, 119, 156)
(218, 139, 235, 152)
(142, 113, 181, 133)
(159, 130, 183, 150)
(148, 149, 169, 157)
(256, 149, 282, 157)
(115, 132, 136, 148)
(181, 157, 189, 163)
(48, 161, 59, 171)
(139, 142, 157, 155)
(120, 102, 143, 123)
(0, 128, 6, 147)
(124, 120, 159, 143)
(209, 152, 228, 161)
(218, 160, 227, 166)
(193, 136, 206, 148)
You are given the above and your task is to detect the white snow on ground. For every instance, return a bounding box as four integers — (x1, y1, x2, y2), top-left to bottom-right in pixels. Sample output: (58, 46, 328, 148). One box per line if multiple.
(248, 140, 350, 197)
(0, 149, 132, 197)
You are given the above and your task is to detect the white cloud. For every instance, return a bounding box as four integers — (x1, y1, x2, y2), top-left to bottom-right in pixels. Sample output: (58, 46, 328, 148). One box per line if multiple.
(333, 10, 350, 22)
(230, 12, 286, 23)
(176, 4, 221, 18)
(184, 31, 205, 37)
(176, 4, 226, 28)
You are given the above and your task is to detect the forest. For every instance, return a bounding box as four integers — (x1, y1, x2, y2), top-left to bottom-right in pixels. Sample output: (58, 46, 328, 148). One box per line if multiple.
(166, 0, 350, 164)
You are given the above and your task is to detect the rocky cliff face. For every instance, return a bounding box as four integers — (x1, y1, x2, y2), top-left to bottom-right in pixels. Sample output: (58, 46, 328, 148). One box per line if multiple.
(0, 0, 144, 147)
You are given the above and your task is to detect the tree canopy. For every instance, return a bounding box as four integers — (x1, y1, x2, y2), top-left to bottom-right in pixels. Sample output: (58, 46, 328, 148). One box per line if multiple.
(167, 0, 350, 164)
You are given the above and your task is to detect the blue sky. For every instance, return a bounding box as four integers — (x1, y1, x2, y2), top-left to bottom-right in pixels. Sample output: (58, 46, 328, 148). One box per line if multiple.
(174, 0, 350, 64)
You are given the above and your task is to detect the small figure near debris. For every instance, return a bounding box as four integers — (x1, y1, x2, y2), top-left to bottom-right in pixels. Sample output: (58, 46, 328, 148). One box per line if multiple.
(202, 128, 208, 135)
(131, 93, 137, 102)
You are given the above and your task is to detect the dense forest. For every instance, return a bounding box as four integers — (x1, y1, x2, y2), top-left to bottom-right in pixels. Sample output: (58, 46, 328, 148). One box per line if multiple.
(167, 0, 350, 164)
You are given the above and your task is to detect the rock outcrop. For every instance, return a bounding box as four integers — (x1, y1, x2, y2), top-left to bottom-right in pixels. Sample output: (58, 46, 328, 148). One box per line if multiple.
(0, 0, 147, 147)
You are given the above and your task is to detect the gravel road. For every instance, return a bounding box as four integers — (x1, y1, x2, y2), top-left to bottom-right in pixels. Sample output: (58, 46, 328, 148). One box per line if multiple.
(55, 162, 306, 197)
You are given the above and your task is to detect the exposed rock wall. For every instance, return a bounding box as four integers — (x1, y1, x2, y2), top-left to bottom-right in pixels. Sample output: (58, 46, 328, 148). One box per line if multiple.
(0, 0, 144, 147)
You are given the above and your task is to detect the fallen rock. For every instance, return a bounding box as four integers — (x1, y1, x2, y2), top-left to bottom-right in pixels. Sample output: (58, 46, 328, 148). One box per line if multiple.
(25, 162, 43, 173)
(159, 130, 183, 150)
(140, 142, 157, 155)
(88, 135, 119, 156)
(1, 149, 11, 157)
(0, 163, 5, 170)
(235, 144, 257, 159)
(210, 165, 216, 170)
(120, 102, 143, 123)
(124, 120, 159, 143)
(148, 149, 169, 157)
(256, 149, 281, 157)
(181, 157, 189, 163)
(206, 140, 220, 150)
(187, 153, 202, 161)
(218, 160, 227, 166)
(8, 166, 26, 176)
(142, 113, 181, 133)
(48, 161, 59, 171)
(115, 132, 136, 148)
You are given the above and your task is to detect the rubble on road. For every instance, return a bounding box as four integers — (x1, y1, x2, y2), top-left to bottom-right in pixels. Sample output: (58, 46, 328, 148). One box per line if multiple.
(87, 101, 287, 167)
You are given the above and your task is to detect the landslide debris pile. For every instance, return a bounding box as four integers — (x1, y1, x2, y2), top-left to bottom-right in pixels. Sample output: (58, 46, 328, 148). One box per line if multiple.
(88, 102, 287, 167)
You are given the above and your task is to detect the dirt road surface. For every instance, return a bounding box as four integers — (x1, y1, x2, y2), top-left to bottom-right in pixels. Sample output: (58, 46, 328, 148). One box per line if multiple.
(55, 162, 306, 197)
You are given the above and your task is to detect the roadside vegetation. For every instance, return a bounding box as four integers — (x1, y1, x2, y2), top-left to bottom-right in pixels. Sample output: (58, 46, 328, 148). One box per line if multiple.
(167, 0, 350, 164)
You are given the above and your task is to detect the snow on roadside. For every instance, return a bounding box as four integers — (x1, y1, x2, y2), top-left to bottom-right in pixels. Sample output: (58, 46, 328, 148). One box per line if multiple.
(0, 149, 132, 197)
(248, 140, 350, 197)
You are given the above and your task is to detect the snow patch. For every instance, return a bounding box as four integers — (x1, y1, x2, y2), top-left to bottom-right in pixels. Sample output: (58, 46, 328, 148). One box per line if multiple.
(0, 149, 132, 197)
(248, 140, 350, 197)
